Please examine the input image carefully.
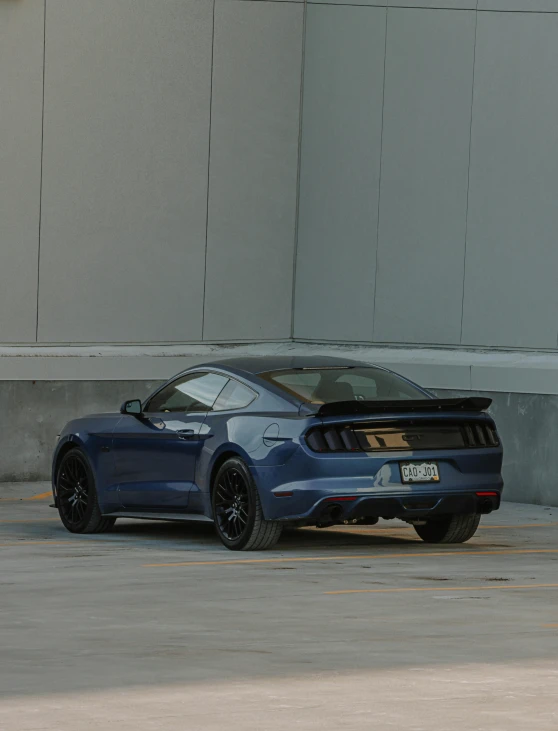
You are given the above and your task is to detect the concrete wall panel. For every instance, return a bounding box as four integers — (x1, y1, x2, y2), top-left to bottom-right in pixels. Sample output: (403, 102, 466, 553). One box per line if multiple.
(479, 1, 558, 11)
(38, 0, 213, 343)
(203, 0, 303, 341)
(390, 1, 475, 8)
(462, 12, 558, 348)
(0, 0, 44, 343)
(310, 1, 386, 6)
(294, 5, 386, 342)
(374, 8, 475, 345)
(0, 380, 160, 482)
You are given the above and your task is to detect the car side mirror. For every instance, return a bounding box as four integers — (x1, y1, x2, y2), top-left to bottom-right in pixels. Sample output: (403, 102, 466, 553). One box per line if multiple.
(120, 399, 143, 417)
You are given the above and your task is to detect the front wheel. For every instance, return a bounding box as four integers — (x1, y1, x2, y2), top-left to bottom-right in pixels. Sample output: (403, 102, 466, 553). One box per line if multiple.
(56, 448, 116, 534)
(413, 513, 481, 544)
(212, 458, 282, 551)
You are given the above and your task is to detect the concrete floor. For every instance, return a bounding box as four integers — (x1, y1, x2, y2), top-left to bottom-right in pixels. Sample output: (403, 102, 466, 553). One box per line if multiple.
(1, 485, 558, 730)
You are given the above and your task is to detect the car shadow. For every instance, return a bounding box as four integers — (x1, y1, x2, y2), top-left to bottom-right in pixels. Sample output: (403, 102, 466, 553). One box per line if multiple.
(108, 518, 419, 548)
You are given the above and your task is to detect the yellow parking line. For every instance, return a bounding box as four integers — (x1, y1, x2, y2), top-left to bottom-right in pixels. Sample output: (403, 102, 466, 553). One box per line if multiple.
(0, 541, 76, 547)
(0, 538, 132, 547)
(325, 583, 558, 595)
(0, 491, 52, 502)
(143, 547, 558, 568)
(0, 518, 59, 524)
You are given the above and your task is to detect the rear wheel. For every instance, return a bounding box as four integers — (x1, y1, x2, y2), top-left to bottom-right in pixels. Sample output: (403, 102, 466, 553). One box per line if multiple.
(413, 513, 481, 544)
(212, 457, 282, 551)
(56, 448, 116, 534)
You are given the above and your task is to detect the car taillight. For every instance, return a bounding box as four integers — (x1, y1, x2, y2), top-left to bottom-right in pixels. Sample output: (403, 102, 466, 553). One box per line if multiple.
(463, 423, 500, 448)
(306, 427, 361, 453)
(306, 421, 500, 453)
(305, 429, 329, 452)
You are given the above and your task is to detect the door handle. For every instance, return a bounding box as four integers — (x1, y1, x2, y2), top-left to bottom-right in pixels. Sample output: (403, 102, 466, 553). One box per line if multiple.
(176, 429, 196, 440)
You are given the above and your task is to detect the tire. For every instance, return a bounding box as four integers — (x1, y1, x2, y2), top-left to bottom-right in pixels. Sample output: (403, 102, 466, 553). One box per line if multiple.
(56, 448, 116, 534)
(212, 457, 282, 551)
(414, 513, 481, 544)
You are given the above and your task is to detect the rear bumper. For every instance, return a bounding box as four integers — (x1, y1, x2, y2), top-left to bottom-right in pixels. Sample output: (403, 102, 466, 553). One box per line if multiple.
(251, 446, 504, 522)
(267, 489, 502, 523)
(326, 491, 499, 523)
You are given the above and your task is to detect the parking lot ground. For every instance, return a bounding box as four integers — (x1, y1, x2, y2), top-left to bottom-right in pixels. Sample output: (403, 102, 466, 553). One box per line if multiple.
(1, 485, 558, 730)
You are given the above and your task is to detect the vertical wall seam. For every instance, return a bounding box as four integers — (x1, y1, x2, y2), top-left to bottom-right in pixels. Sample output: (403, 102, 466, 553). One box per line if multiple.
(290, 0, 308, 342)
(371, 6, 388, 343)
(459, 5, 478, 345)
(35, 0, 47, 343)
(201, 0, 217, 342)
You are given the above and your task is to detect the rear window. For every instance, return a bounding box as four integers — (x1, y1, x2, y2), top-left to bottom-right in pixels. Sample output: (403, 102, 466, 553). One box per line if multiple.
(260, 367, 428, 404)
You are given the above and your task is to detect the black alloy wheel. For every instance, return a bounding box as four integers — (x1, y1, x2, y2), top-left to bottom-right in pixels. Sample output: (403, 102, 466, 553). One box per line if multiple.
(57, 453, 90, 526)
(56, 448, 115, 534)
(212, 457, 282, 551)
(214, 466, 250, 542)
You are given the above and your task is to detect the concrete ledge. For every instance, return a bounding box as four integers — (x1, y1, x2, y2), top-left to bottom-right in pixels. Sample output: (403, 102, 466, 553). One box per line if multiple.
(2, 342, 558, 395)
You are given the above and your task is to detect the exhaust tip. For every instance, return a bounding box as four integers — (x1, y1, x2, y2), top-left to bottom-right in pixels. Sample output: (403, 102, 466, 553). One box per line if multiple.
(316, 503, 344, 528)
(329, 505, 343, 522)
(479, 498, 493, 515)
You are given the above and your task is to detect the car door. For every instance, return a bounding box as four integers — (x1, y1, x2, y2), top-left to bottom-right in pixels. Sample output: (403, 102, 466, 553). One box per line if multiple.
(113, 371, 229, 510)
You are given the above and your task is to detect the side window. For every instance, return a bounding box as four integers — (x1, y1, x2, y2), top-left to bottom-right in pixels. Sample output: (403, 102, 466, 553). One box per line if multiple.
(213, 379, 257, 412)
(145, 372, 228, 414)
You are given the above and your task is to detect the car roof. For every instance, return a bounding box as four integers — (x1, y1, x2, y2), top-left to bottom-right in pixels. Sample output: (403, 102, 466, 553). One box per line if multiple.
(195, 355, 377, 375)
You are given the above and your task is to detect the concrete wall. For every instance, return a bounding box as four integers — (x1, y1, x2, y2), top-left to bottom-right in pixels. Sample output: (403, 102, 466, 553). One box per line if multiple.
(0, 380, 160, 482)
(0, 340, 556, 497)
(6, 0, 558, 353)
(0, 0, 44, 343)
(295, 2, 558, 352)
(3, 0, 558, 353)
(203, 1, 303, 341)
(3, 372, 556, 506)
(1, 0, 303, 346)
(295, 4, 385, 342)
(38, 0, 213, 344)
(3, 0, 558, 505)
(436, 389, 558, 507)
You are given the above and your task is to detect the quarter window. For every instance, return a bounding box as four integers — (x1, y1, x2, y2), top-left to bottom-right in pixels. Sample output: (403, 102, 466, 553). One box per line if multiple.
(145, 372, 228, 413)
(213, 379, 257, 411)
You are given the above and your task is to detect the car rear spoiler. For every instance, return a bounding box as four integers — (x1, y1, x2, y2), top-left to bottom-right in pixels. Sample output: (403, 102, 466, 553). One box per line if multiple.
(312, 397, 492, 418)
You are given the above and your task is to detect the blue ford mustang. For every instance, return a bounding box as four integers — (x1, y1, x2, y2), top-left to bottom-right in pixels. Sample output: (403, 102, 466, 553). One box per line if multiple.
(52, 356, 503, 550)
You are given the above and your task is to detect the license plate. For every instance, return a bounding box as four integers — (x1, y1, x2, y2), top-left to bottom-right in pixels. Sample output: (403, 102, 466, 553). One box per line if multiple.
(400, 462, 440, 484)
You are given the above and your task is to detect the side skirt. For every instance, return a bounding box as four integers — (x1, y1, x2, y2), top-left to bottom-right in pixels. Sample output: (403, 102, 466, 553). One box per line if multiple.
(105, 511, 213, 523)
